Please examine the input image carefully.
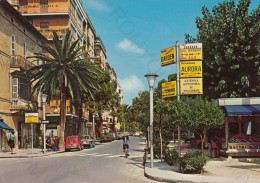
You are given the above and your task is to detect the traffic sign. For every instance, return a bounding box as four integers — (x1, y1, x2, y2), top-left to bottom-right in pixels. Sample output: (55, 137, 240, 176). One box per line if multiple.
(180, 78, 203, 95)
(161, 46, 175, 66)
(41, 120, 49, 124)
(180, 43, 202, 61)
(162, 81, 176, 98)
(180, 61, 202, 78)
(25, 113, 38, 123)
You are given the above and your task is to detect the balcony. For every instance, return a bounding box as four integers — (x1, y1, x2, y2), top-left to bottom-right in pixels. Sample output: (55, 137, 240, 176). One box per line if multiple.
(10, 98, 34, 111)
(95, 36, 106, 54)
(10, 55, 35, 70)
(19, 3, 69, 14)
(39, 28, 68, 40)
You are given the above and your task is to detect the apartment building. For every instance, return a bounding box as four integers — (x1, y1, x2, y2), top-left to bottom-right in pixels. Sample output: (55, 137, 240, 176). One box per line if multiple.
(0, 0, 47, 151)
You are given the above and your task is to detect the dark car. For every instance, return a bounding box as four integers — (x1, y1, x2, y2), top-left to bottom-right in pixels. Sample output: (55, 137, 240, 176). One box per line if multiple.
(65, 135, 83, 152)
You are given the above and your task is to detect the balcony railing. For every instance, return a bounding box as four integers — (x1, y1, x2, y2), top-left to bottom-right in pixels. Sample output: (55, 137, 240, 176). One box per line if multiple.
(11, 55, 35, 70)
(39, 28, 68, 40)
(10, 98, 34, 111)
(95, 36, 106, 53)
(19, 3, 69, 14)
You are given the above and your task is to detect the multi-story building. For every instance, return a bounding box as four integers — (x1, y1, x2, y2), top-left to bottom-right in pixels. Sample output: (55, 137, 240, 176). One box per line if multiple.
(0, 0, 47, 151)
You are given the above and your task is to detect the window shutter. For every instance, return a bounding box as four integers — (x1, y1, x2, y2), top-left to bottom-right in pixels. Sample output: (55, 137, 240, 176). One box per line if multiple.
(12, 78, 19, 98)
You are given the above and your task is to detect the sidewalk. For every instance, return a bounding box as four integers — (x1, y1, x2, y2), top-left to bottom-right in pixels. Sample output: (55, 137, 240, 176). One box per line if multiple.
(0, 148, 64, 158)
(144, 158, 260, 183)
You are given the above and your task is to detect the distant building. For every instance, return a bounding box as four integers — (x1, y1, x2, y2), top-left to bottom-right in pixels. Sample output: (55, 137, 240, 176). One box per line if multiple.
(0, 0, 47, 151)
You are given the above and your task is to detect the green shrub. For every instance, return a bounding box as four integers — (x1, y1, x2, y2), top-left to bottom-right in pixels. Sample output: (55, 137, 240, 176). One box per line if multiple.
(164, 148, 179, 166)
(184, 151, 208, 173)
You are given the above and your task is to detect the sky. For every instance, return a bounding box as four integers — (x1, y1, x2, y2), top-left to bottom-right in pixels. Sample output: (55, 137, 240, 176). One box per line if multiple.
(81, 0, 259, 105)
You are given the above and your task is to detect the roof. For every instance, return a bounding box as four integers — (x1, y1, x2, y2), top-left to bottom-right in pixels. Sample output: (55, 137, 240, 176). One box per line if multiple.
(225, 105, 260, 116)
(0, 119, 13, 131)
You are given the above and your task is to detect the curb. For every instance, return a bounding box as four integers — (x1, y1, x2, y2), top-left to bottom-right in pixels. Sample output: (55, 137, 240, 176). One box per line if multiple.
(0, 150, 64, 158)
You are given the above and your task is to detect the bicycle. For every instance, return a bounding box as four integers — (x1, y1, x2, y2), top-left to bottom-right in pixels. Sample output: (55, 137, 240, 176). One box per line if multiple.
(123, 144, 129, 158)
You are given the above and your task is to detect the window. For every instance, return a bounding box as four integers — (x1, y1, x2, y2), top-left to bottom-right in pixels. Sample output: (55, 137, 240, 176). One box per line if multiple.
(12, 78, 19, 98)
(77, 11, 83, 26)
(23, 42, 27, 58)
(40, 22, 49, 28)
(11, 35, 15, 55)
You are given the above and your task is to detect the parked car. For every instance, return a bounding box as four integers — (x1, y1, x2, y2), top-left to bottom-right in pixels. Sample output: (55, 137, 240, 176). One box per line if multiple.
(134, 131, 140, 136)
(81, 135, 95, 148)
(100, 133, 113, 143)
(117, 132, 124, 139)
(65, 135, 83, 152)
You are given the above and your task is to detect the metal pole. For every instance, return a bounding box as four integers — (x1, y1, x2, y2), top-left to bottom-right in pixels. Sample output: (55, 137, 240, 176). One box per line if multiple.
(43, 102, 46, 153)
(31, 123, 33, 154)
(149, 86, 154, 168)
(93, 114, 95, 140)
(176, 41, 181, 157)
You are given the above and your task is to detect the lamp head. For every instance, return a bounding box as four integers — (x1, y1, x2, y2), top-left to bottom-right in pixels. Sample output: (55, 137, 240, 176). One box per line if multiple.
(144, 73, 158, 88)
(41, 94, 48, 103)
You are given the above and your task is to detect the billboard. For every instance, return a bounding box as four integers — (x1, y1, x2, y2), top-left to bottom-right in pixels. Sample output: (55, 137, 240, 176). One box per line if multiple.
(180, 43, 202, 61)
(180, 61, 202, 78)
(162, 81, 176, 98)
(180, 78, 203, 95)
(25, 113, 38, 123)
(161, 46, 175, 66)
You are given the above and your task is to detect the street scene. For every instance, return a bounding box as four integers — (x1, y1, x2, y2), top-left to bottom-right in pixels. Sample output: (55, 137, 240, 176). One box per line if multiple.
(0, 0, 259, 182)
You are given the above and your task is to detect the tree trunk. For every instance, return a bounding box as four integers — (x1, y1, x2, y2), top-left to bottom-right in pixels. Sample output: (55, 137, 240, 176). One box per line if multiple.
(59, 87, 66, 151)
(159, 128, 163, 162)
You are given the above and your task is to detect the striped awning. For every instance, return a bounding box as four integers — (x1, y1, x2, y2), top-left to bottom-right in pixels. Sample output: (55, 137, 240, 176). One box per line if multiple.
(0, 119, 13, 131)
(225, 105, 260, 116)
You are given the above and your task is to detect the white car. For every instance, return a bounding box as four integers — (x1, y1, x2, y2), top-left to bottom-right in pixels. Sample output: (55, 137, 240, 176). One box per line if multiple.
(81, 135, 95, 148)
(134, 132, 140, 136)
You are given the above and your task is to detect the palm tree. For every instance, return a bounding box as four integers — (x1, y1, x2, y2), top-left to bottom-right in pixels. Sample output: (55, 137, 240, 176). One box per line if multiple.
(27, 31, 100, 150)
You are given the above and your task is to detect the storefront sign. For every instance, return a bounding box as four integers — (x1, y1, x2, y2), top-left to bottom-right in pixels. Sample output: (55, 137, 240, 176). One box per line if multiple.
(25, 113, 38, 123)
(161, 46, 175, 66)
(85, 123, 92, 128)
(180, 61, 202, 78)
(180, 43, 202, 61)
(116, 123, 120, 130)
(180, 78, 203, 95)
(162, 81, 176, 98)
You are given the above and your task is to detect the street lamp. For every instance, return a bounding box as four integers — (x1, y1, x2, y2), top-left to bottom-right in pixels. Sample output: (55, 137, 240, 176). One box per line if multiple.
(145, 73, 158, 168)
(41, 93, 47, 153)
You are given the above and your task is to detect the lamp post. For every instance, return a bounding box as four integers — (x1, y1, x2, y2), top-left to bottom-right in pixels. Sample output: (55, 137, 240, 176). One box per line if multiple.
(145, 73, 158, 168)
(92, 111, 97, 140)
(41, 94, 47, 153)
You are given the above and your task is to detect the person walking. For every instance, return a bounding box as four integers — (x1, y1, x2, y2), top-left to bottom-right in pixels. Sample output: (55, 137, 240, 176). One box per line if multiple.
(9, 131, 16, 154)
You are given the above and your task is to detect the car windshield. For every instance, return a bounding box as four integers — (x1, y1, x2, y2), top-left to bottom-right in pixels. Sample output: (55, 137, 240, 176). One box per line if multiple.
(82, 136, 90, 139)
(68, 137, 76, 140)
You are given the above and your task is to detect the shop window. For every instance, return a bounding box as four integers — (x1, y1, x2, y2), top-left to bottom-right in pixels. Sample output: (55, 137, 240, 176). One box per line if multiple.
(40, 22, 49, 28)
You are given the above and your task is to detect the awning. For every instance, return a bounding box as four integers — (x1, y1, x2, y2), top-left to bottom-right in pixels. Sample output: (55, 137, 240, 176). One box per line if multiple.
(225, 105, 260, 116)
(0, 120, 13, 131)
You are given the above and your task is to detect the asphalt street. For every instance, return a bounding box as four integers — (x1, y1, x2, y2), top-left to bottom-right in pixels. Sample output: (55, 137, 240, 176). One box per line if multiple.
(0, 136, 157, 183)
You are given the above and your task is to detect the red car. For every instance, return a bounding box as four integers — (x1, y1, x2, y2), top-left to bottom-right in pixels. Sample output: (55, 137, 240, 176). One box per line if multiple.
(65, 135, 83, 152)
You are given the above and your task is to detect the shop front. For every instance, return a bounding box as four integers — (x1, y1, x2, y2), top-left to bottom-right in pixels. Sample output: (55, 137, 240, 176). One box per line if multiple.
(217, 98, 260, 157)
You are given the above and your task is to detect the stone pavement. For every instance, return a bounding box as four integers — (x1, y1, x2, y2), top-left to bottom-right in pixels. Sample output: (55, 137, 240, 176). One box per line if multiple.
(0, 148, 63, 158)
(144, 158, 260, 183)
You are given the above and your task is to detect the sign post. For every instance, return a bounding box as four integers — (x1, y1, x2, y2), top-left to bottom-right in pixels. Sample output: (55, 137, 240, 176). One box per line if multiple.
(25, 113, 38, 154)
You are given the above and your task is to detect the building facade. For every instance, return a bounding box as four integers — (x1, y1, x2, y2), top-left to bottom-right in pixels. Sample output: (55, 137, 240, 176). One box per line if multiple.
(0, 0, 46, 151)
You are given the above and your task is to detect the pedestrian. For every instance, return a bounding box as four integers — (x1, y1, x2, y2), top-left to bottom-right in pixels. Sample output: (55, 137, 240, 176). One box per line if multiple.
(49, 130, 54, 139)
(8, 131, 16, 154)
(95, 131, 98, 139)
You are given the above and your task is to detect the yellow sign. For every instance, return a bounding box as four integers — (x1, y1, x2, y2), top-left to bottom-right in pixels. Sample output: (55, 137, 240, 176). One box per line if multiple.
(180, 43, 202, 61)
(116, 123, 120, 130)
(161, 46, 175, 66)
(25, 113, 38, 123)
(162, 81, 176, 98)
(85, 123, 92, 128)
(180, 61, 202, 78)
(180, 78, 203, 95)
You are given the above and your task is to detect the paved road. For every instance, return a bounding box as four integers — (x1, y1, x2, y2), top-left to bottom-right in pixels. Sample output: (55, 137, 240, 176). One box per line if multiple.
(0, 137, 157, 183)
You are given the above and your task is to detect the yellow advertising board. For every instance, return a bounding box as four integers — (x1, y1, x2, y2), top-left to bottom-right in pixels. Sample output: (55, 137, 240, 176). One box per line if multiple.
(25, 113, 38, 123)
(180, 78, 203, 95)
(162, 81, 176, 98)
(116, 123, 120, 130)
(161, 46, 175, 66)
(180, 61, 202, 78)
(180, 43, 202, 61)
(85, 123, 92, 128)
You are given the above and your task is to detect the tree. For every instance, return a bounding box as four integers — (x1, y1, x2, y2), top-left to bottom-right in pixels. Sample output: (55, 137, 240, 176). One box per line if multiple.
(174, 96, 225, 152)
(187, 0, 260, 98)
(27, 31, 100, 150)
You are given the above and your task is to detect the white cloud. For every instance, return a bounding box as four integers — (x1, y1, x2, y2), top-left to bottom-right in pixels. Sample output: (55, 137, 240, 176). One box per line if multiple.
(84, 0, 110, 11)
(116, 38, 145, 54)
(118, 75, 145, 104)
